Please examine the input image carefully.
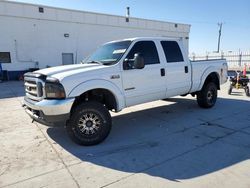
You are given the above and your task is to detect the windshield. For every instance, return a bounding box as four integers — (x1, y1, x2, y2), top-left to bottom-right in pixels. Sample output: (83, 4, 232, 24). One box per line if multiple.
(83, 40, 132, 65)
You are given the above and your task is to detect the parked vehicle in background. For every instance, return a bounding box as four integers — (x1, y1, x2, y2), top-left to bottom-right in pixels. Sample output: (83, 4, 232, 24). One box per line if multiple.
(228, 70, 237, 78)
(22, 37, 228, 145)
(228, 70, 249, 96)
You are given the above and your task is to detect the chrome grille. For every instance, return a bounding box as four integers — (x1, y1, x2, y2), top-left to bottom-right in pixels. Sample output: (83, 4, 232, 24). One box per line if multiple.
(24, 77, 44, 101)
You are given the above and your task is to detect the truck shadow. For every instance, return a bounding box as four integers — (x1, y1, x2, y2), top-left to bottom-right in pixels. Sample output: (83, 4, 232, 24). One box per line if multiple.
(47, 97, 250, 181)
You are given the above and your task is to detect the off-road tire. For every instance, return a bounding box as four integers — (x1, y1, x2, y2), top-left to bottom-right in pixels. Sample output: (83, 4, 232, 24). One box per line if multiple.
(197, 82, 218, 108)
(66, 101, 112, 146)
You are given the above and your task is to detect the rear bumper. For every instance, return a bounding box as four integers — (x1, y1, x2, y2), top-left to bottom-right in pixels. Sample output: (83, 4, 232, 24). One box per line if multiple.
(22, 97, 75, 124)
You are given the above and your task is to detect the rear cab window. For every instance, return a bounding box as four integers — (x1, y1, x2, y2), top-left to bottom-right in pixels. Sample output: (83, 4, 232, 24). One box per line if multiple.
(161, 41, 184, 63)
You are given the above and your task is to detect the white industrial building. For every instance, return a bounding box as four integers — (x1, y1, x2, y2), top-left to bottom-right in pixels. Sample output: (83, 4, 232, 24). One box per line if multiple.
(0, 1, 190, 80)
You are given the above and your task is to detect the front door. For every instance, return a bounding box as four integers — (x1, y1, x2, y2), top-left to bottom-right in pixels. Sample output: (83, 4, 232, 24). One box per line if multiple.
(122, 41, 166, 107)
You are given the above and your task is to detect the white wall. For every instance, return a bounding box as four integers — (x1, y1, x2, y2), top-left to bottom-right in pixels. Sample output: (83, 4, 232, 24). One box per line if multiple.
(0, 1, 190, 71)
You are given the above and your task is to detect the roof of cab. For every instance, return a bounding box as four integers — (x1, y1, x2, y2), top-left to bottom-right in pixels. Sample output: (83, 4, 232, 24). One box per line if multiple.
(106, 36, 184, 44)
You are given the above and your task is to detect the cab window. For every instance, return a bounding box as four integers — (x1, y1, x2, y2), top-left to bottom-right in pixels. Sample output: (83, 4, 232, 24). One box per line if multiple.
(161, 41, 184, 63)
(126, 41, 160, 65)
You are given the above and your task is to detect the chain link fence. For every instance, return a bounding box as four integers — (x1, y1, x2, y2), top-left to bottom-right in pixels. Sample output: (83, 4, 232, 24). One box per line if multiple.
(189, 51, 250, 70)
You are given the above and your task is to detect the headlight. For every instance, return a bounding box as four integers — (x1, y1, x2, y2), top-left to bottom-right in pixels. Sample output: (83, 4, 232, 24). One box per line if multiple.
(45, 79, 66, 99)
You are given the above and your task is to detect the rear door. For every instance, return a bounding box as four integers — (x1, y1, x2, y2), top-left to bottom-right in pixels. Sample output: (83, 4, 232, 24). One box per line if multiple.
(122, 40, 167, 107)
(160, 41, 192, 97)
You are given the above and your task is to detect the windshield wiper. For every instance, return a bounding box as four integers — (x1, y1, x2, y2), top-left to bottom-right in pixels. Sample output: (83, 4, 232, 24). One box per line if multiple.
(102, 62, 114, 65)
(86, 60, 102, 65)
(99, 59, 116, 65)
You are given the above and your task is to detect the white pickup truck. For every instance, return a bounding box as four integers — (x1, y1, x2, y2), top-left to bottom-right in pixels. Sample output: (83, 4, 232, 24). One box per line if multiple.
(23, 37, 228, 145)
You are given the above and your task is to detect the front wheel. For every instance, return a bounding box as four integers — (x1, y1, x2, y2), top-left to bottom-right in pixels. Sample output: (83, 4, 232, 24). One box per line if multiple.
(197, 82, 218, 108)
(66, 102, 112, 146)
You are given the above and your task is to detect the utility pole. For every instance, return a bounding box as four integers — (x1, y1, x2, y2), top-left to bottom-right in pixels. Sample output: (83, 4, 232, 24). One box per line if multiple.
(217, 22, 223, 53)
(126, 7, 130, 22)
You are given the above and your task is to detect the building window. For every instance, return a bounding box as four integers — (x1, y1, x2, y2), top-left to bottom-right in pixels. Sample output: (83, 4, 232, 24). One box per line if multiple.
(62, 53, 74, 65)
(39, 7, 44, 13)
(0, 52, 11, 63)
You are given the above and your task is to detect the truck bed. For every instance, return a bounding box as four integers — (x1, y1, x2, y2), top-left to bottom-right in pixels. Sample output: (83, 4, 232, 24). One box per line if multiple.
(190, 59, 228, 92)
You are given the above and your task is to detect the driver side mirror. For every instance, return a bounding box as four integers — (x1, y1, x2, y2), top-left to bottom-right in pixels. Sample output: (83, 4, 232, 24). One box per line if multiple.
(133, 53, 145, 69)
(123, 53, 145, 70)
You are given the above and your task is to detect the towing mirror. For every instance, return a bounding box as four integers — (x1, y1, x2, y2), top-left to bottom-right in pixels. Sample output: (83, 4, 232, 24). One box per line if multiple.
(123, 53, 145, 70)
(133, 53, 145, 69)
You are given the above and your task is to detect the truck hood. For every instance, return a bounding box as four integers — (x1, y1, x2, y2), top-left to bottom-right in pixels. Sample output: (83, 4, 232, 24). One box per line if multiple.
(33, 63, 120, 97)
(34, 63, 106, 80)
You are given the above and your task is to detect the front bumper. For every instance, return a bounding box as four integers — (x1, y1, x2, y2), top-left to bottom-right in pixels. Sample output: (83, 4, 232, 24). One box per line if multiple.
(22, 96, 75, 124)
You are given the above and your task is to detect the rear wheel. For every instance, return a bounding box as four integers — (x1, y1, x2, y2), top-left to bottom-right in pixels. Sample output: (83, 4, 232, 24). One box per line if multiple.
(66, 101, 112, 146)
(197, 82, 217, 108)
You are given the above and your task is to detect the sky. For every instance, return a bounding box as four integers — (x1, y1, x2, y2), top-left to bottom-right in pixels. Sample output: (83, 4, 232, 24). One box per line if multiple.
(9, 0, 250, 54)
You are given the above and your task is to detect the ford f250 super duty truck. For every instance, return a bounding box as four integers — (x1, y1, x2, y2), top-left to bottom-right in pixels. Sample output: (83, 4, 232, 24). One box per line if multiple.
(23, 37, 228, 145)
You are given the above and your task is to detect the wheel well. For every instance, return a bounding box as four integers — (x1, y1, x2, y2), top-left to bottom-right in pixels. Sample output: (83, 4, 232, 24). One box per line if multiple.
(71, 89, 117, 112)
(204, 72, 220, 90)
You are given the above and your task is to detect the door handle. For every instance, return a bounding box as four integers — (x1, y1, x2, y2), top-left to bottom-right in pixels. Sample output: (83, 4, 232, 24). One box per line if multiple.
(185, 66, 188, 73)
(160, 68, 165, 76)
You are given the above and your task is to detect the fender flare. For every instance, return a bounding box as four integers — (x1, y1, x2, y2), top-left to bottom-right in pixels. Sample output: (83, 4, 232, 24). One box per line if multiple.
(68, 79, 125, 111)
(198, 66, 220, 91)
